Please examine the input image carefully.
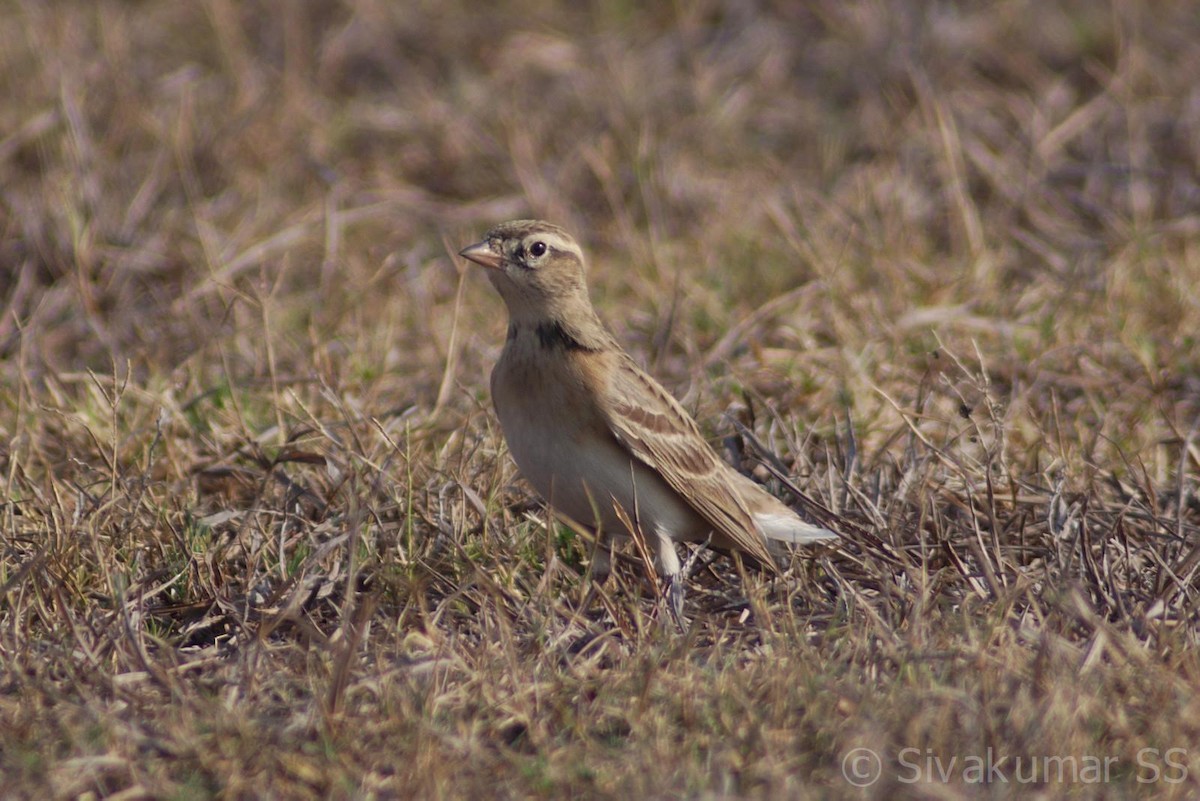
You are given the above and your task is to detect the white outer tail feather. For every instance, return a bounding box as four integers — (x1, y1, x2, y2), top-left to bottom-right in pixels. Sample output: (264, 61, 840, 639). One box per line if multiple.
(754, 513, 838, 544)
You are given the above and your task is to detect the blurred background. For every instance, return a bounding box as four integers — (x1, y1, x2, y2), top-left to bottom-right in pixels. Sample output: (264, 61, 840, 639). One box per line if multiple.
(4, 1, 1197, 420)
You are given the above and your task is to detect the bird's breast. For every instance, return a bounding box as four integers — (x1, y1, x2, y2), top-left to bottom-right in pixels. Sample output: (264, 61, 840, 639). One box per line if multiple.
(490, 345, 705, 539)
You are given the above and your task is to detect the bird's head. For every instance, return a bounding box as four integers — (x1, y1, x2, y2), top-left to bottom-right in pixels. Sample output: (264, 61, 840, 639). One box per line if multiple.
(459, 220, 593, 324)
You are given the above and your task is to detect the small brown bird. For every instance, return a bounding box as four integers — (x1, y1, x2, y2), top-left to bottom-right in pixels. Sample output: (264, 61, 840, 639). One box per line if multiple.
(460, 220, 835, 614)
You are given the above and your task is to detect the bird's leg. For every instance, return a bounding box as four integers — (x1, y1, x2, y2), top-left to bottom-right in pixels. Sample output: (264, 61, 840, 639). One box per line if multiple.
(653, 528, 687, 630)
(588, 533, 613, 584)
(662, 535, 712, 632)
(579, 533, 613, 613)
(680, 533, 712, 581)
(666, 575, 685, 630)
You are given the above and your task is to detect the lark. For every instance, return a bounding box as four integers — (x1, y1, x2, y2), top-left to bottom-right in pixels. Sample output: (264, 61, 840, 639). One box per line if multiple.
(460, 220, 835, 614)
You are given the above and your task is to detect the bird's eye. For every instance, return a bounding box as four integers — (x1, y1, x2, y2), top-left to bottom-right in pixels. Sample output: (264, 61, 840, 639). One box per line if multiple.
(528, 241, 547, 258)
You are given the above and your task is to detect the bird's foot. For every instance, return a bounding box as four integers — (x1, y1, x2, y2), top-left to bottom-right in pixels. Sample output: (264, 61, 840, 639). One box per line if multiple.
(664, 573, 686, 633)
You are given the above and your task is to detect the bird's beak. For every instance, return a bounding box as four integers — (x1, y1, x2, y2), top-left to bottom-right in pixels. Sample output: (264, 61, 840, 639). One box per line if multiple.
(458, 240, 504, 270)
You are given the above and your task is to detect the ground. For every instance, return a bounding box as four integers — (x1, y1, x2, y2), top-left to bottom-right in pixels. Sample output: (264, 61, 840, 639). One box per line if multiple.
(1, 1, 1199, 798)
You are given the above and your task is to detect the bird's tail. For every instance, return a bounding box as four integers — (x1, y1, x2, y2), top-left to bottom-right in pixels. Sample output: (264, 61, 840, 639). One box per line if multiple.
(754, 512, 838, 545)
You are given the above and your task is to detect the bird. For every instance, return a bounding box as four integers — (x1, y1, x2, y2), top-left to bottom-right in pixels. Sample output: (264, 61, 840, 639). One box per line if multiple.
(459, 219, 836, 617)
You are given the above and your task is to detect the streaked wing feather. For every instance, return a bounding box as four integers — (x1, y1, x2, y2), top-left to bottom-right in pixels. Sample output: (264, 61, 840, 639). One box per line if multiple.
(601, 355, 777, 569)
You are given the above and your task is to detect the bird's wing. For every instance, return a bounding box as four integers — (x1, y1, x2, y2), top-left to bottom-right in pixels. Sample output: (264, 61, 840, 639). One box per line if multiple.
(598, 354, 778, 570)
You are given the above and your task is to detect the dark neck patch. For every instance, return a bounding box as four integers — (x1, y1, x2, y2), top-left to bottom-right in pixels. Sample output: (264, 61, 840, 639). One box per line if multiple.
(506, 320, 601, 351)
(534, 321, 597, 351)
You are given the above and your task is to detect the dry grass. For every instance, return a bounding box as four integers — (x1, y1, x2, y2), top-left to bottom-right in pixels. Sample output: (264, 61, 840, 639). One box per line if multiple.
(2, 1, 1200, 798)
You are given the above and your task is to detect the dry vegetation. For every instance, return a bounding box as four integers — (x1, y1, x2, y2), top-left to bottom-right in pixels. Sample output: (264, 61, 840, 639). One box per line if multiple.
(2, 1, 1200, 798)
